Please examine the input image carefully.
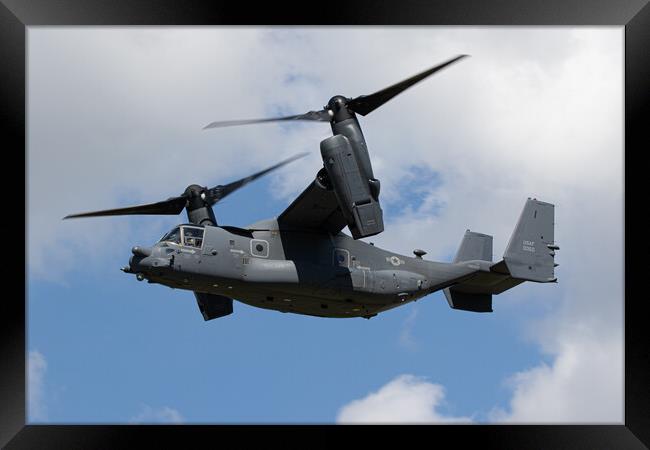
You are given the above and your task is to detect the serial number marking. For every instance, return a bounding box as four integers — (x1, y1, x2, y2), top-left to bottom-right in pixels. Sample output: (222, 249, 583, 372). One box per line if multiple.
(523, 240, 535, 252)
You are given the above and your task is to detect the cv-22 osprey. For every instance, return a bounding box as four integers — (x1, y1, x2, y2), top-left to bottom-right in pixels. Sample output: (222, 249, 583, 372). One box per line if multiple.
(65, 55, 559, 320)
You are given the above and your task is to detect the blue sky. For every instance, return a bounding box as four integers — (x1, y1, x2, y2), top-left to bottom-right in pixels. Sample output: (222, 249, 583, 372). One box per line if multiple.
(27, 27, 623, 423)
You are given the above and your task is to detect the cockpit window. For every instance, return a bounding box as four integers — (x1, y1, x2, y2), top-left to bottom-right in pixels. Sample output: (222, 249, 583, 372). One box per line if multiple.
(182, 226, 204, 249)
(159, 227, 181, 244)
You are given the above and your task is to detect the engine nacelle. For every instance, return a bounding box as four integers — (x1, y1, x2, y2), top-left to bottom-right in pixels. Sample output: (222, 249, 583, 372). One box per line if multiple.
(320, 134, 384, 239)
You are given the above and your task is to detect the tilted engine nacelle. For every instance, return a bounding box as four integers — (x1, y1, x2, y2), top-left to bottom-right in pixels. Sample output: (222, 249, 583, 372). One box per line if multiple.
(320, 134, 384, 239)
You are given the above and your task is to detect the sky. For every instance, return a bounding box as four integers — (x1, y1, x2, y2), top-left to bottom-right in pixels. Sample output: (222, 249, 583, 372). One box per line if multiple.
(27, 26, 623, 424)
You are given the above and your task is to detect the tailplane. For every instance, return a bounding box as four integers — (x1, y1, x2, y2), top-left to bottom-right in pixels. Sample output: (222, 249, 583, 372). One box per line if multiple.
(444, 198, 558, 313)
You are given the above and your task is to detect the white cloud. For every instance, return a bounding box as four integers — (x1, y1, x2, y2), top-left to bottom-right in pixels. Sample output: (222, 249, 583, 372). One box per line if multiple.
(490, 330, 623, 423)
(28, 350, 48, 422)
(337, 374, 472, 424)
(130, 404, 184, 424)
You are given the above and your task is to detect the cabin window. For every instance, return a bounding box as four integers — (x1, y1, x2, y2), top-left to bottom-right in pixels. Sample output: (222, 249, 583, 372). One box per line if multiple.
(181, 226, 205, 249)
(250, 239, 269, 258)
(333, 248, 350, 268)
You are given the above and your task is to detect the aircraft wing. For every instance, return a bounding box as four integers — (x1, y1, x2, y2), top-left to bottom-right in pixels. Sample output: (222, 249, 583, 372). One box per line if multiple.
(277, 179, 347, 234)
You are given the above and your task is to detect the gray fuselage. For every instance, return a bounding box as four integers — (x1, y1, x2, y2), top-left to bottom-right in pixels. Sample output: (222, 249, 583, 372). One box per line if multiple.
(128, 218, 485, 318)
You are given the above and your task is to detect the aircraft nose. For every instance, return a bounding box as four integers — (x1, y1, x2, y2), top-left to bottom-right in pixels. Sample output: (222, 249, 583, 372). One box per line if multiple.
(127, 246, 153, 272)
(127, 254, 153, 281)
(126, 246, 173, 277)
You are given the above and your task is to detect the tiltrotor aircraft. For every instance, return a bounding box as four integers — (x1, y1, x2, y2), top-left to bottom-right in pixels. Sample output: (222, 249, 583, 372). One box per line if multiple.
(65, 55, 559, 321)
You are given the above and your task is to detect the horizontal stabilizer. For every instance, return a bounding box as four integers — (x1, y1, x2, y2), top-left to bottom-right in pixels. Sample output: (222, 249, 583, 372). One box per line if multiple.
(195, 292, 233, 320)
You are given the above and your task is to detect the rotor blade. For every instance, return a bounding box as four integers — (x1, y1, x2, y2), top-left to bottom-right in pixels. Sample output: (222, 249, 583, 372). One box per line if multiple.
(206, 152, 308, 204)
(203, 110, 331, 130)
(348, 54, 469, 116)
(63, 196, 187, 219)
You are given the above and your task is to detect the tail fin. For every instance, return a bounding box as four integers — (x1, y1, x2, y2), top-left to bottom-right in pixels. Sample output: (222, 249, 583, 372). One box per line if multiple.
(453, 230, 493, 263)
(445, 230, 494, 312)
(444, 198, 558, 313)
(501, 198, 557, 282)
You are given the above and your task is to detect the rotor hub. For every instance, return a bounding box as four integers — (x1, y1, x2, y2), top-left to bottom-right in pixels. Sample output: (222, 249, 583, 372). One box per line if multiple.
(327, 95, 353, 122)
(184, 184, 205, 198)
(327, 95, 348, 111)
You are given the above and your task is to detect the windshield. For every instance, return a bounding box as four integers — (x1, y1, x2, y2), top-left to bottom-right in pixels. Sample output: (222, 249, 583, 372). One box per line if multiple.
(159, 227, 181, 244)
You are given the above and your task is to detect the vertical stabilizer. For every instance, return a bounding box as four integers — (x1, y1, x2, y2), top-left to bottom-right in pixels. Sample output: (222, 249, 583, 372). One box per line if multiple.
(444, 198, 558, 314)
(444, 230, 494, 312)
(502, 198, 557, 282)
(453, 230, 493, 262)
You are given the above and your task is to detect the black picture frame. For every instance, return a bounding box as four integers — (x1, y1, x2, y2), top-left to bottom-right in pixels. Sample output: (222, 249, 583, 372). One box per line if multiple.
(2, 0, 648, 448)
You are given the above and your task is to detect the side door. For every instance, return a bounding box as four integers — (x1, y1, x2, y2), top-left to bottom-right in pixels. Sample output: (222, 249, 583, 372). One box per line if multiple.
(199, 226, 240, 278)
(173, 226, 204, 277)
(349, 254, 372, 292)
(332, 248, 373, 293)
